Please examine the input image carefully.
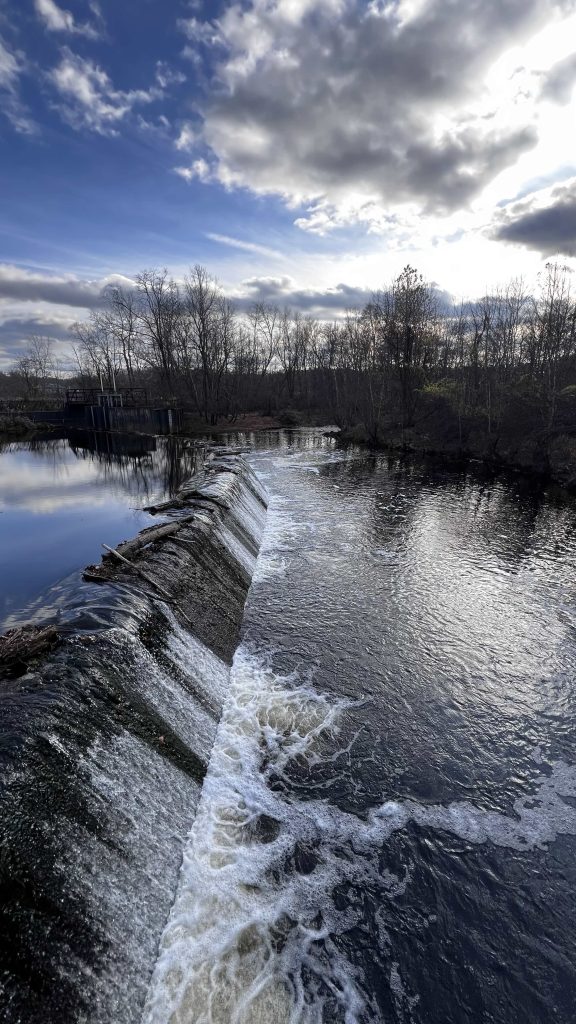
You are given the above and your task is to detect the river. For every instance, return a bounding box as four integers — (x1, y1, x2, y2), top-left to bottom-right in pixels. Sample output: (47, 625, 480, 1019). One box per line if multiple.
(2, 428, 576, 1023)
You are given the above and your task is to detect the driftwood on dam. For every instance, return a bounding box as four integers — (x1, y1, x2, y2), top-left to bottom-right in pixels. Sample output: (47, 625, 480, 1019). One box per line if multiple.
(99, 543, 194, 626)
(83, 451, 261, 597)
(0, 624, 61, 678)
(143, 481, 232, 514)
(101, 517, 196, 561)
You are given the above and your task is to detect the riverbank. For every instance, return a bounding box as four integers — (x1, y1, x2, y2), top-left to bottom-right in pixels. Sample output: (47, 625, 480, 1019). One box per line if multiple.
(180, 409, 332, 433)
(334, 422, 576, 491)
(180, 412, 284, 434)
(0, 412, 282, 445)
(0, 413, 41, 439)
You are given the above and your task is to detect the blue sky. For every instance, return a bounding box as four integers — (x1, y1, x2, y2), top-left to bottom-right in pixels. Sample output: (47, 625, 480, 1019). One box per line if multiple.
(1, 0, 576, 368)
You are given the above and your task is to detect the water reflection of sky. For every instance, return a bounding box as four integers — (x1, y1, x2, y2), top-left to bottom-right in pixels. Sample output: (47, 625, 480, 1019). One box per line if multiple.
(0, 434, 202, 630)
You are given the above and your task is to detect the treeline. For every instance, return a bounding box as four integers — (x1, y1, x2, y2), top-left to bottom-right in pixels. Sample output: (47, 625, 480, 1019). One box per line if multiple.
(5, 261, 576, 480)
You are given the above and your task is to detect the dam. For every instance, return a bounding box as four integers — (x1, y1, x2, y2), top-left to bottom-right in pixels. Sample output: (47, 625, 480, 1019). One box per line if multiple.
(0, 449, 267, 1024)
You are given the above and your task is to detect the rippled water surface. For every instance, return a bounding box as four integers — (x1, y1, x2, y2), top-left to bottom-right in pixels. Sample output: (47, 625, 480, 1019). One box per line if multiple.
(147, 429, 576, 1024)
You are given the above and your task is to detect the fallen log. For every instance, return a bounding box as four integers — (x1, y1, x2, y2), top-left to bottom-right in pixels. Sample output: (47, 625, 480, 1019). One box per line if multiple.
(144, 491, 229, 514)
(103, 517, 196, 561)
(143, 496, 186, 514)
(0, 624, 60, 678)
(100, 544, 194, 626)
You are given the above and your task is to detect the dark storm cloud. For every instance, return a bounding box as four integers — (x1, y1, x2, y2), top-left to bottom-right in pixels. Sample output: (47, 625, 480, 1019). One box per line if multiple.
(236, 276, 453, 316)
(235, 277, 375, 314)
(492, 179, 576, 255)
(181, 0, 565, 223)
(0, 265, 133, 308)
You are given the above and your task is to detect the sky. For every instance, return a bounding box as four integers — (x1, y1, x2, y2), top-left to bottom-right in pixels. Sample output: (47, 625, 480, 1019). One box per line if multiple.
(1, 0, 576, 369)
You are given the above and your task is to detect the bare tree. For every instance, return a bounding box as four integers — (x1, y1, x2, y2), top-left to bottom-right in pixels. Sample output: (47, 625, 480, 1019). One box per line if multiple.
(183, 265, 236, 423)
(101, 284, 140, 383)
(134, 269, 181, 391)
(16, 336, 56, 399)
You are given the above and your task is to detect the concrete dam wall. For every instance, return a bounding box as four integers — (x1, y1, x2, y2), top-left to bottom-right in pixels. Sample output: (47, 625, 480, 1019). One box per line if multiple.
(0, 454, 267, 1024)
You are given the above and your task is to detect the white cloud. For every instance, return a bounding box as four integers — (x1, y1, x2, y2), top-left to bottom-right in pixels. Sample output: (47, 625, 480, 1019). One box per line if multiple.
(34, 0, 103, 40)
(136, 112, 171, 137)
(178, 16, 221, 47)
(48, 49, 163, 135)
(0, 37, 19, 90)
(205, 233, 283, 258)
(174, 158, 212, 183)
(174, 0, 576, 239)
(174, 122, 197, 151)
(155, 60, 186, 89)
(0, 36, 36, 134)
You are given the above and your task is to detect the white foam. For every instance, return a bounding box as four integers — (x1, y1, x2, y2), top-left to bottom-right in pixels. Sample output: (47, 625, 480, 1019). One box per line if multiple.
(142, 650, 362, 1024)
(377, 760, 576, 852)
(161, 607, 231, 710)
(143, 642, 576, 1024)
(390, 962, 420, 1016)
(251, 495, 316, 582)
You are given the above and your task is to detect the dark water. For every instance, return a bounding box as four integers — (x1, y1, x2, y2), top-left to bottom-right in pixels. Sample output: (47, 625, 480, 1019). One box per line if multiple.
(145, 430, 576, 1024)
(0, 431, 202, 630)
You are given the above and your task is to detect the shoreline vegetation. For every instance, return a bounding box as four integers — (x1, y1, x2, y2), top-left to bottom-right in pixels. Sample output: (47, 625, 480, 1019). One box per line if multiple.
(1, 261, 574, 490)
(333, 425, 576, 491)
(0, 413, 40, 438)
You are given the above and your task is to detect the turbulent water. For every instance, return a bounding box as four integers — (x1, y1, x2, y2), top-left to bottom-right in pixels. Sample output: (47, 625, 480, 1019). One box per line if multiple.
(2, 428, 576, 1024)
(145, 430, 576, 1024)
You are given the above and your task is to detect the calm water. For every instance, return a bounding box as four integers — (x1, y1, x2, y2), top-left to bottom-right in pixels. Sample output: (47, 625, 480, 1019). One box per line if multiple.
(147, 430, 576, 1024)
(2, 428, 576, 1023)
(0, 431, 202, 630)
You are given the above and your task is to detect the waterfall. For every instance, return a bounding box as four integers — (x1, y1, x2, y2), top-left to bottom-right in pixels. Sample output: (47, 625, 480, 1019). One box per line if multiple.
(0, 454, 267, 1024)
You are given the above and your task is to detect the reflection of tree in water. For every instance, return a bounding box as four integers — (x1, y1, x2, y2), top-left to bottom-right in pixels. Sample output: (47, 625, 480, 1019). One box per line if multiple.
(1, 437, 68, 459)
(65, 432, 203, 504)
(320, 451, 576, 583)
(2, 437, 75, 479)
(2, 431, 204, 507)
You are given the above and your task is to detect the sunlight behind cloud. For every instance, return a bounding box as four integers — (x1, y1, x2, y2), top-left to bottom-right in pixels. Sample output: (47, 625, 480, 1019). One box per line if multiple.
(171, 0, 576, 268)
